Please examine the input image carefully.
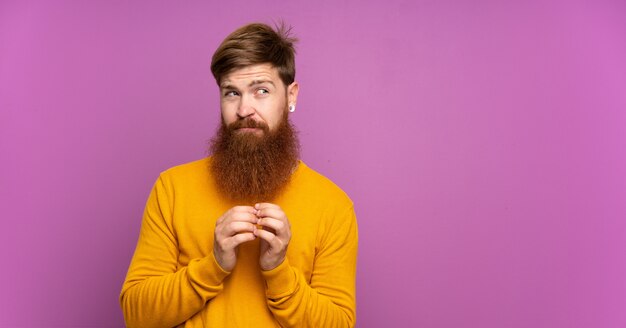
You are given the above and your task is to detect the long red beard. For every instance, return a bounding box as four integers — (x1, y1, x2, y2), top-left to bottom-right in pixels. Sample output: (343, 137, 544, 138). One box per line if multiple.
(209, 116, 300, 203)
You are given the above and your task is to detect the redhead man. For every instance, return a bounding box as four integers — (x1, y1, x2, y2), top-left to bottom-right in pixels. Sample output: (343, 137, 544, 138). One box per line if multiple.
(120, 22, 357, 328)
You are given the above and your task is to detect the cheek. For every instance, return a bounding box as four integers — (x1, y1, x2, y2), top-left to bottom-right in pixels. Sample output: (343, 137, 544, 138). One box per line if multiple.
(220, 103, 236, 119)
(264, 102, 285, 126)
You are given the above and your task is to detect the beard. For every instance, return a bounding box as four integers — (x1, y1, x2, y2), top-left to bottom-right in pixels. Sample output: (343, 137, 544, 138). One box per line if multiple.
(208, 114, 300, 203)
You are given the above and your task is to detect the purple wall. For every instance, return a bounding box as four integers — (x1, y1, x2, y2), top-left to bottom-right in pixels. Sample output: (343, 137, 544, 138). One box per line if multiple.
(1, 0, 625, 327)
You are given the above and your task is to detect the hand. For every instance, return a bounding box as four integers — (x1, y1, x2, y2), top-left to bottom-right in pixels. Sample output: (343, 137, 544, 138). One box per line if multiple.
(213, 206, 258, 272)
(253, 203, 291, 271)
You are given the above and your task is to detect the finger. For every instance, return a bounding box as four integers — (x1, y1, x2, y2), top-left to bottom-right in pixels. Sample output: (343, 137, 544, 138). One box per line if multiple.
(228, 211, 259, 224)
(254, 229, 284, 251)
(226, 232, 256, 248)
(256, 207, 287, 222)
(221, 222, 256, 237)
(232, 205, 257, 212)
(254, 203, 281, 211)
(217, 206, 256, 224)
(256, 217, 287, 235)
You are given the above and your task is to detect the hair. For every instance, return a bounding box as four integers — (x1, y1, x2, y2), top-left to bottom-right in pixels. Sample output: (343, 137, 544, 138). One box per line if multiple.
(210, 22, 298, 86)
(209, 115, 300, 202)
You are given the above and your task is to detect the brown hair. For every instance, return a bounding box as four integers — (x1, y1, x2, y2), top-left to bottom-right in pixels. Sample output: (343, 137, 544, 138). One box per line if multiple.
(210, 22, 298, 86)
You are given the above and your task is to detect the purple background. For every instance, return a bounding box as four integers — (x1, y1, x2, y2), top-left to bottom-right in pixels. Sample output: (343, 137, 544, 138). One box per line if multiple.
(1, 0, 625, 327)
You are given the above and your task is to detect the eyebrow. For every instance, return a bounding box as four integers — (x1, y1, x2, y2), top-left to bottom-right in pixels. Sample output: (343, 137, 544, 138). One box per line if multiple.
(249, 79, 274, 87)
(220, 79, 275, 89)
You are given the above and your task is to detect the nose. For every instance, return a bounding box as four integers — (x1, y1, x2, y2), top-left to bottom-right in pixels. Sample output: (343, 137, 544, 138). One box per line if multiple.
(236, 95, 255, 118)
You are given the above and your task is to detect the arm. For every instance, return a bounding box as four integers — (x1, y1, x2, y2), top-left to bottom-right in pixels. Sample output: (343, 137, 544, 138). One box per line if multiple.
(256, 204, 358, 327)
(119, 175, 230, 328)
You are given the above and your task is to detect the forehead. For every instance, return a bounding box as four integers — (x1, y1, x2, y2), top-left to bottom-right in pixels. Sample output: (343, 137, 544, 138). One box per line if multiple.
(220, 63, 283, 88)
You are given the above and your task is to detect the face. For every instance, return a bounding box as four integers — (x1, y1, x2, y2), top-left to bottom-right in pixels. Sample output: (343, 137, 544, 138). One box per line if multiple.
(219, 63, 299, 135)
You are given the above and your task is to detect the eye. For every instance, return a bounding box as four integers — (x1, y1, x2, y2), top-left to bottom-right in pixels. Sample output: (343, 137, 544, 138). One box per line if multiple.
(224, 90, 239, 97)
(256, 88, 269, 95)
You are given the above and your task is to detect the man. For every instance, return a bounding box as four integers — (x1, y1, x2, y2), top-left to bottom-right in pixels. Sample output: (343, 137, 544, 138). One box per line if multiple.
(120, 22, 358, 328)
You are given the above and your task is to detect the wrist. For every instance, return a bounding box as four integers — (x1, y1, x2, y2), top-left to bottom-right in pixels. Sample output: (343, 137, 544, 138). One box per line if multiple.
(260, 258, 298, 299)
(212, 249, 233, 273)
(260, 255, 285, 271)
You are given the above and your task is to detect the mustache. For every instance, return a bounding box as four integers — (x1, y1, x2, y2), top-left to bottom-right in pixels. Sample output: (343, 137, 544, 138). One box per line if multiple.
(227, 118, 269, 131)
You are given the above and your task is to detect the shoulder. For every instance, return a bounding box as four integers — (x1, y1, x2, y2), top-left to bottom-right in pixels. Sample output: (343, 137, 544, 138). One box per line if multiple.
(161, 157, 210, 176)
(294, 161, 353, 210)
(294, 163, 358, 246)
(157, 157, 211, 188)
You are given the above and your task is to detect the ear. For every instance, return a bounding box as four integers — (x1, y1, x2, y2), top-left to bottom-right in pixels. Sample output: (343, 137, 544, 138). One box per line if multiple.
(287, 81, 299, 107)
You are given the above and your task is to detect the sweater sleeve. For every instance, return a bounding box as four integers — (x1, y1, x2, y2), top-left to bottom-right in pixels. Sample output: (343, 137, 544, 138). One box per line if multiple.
(261, 204, 358, 327)
(120, 175, 230, 328)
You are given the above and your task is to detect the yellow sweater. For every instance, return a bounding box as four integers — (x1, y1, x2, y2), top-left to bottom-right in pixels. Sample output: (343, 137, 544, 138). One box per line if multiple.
(120, 158, 358, 327)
